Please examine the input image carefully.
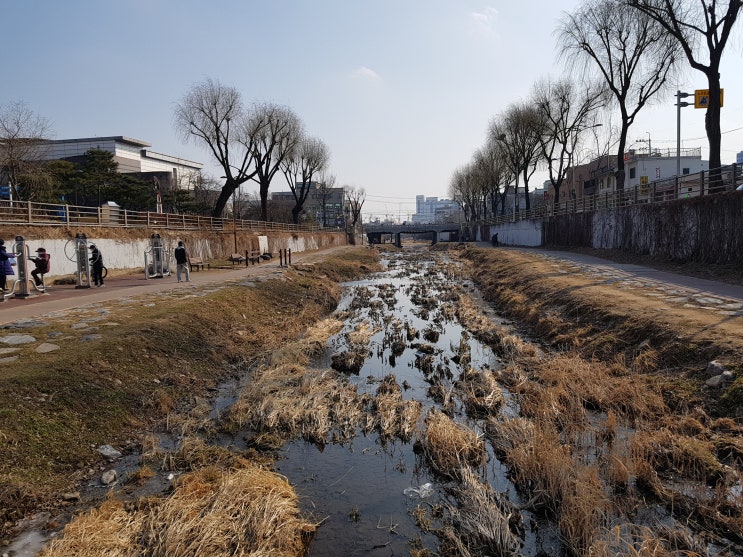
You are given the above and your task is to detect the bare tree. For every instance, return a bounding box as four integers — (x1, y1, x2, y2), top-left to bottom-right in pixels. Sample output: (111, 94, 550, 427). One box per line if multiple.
(0, 101, 53, 201)
(281, 136, 330, 224)
(345, 187, 365, 229)
(174, 78, 259, 218)
(449, 163, 480, 222)
(313, 172, 336, 227)
(532, 78, 604, 206)
(248, 102, 304, 221)
(627, 0, 742, 186)
(558, 0, 680, 191)
(472, 141, 512, 219)
(489, 103, 542, 213)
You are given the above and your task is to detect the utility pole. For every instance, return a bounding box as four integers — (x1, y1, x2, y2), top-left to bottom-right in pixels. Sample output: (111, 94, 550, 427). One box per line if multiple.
(676, 90, 692, 178)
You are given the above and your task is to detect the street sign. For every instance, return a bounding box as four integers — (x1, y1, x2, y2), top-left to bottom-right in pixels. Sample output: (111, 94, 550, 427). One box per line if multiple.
(0, 185, 9, 199)
(695, 89, 724, 109)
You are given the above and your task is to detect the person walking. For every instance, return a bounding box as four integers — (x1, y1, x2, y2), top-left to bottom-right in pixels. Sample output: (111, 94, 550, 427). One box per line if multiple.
(89, 244, 105, 287)
(0, 239, 14, 292)
(174, 240, 191, 282)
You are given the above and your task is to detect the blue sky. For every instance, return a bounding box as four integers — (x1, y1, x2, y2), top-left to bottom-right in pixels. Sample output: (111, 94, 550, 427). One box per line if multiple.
(3, 1, 742, 221)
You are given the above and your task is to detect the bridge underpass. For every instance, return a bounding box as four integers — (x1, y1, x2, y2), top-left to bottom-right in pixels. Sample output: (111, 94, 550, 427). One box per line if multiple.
(364, 223, 461, 247)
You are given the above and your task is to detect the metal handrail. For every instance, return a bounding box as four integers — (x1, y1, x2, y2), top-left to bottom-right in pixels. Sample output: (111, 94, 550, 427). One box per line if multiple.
(0, 199, 331, 233)
(476, 162, 741, 227)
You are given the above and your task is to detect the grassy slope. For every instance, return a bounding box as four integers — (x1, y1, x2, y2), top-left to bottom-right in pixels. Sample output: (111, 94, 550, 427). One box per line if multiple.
(0, 247, 381, 539)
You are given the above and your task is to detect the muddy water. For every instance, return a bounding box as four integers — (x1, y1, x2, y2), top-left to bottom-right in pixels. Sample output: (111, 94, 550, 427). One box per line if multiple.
(274, 247, 556, 555)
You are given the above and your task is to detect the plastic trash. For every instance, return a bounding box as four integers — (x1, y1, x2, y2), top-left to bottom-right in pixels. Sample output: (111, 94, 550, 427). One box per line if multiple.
(403, 482, 434, 498)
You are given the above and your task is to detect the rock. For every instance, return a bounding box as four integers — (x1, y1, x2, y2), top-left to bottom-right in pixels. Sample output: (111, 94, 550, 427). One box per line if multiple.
(101, 470, 117, 485)
(71, 323, 89, 330)
(35, 343, 60, 354)
(721, 370, 735, 385)
(0, 356, 19, 365)
(81, 334, 103, 342)
(0, 334, 36, 345)
(97, 445, 122, 459)
(62, 492, 81, 502)
(706, 360, 726, 377)
(0, 348, 21, 355)
(706, 375, 725, 388)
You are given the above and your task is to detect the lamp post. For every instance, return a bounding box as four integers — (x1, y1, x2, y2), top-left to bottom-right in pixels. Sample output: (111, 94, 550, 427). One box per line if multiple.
(676, 90, 692, 178)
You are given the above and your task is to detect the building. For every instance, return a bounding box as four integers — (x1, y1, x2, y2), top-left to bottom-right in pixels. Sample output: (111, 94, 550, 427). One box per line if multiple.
(411, 195, 461, 224)
(548, 147, 708, 204)
(28, 136, 203, 191)
(271, 182, 348, 226)
(737, 151, 743, 165)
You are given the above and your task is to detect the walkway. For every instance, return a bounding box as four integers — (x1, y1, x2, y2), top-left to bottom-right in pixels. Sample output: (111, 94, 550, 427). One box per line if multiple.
(480, 244, 743, 316)
(0, 252, 323, 326)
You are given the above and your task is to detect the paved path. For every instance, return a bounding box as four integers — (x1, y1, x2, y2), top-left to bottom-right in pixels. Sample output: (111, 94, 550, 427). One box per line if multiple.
(0, 257, 299, 326)
(479, 244, 743, 316)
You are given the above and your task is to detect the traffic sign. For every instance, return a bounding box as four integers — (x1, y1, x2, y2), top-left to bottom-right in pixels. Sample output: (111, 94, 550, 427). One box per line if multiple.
(695, 89, 724, 109)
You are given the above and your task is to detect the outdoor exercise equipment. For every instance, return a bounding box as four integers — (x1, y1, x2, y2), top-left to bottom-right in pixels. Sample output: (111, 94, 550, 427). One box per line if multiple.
(144, 233, 171, 279)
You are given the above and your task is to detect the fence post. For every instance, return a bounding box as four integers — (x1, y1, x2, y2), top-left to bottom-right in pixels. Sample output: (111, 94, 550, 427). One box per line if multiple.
(699, 170, 705, 197)
(97, 206, 102, 225)
(124, 210, 128, 227)
(147, 212, 151, 227)
(674, 176, 679, 199)
(27, 200, 32, 223)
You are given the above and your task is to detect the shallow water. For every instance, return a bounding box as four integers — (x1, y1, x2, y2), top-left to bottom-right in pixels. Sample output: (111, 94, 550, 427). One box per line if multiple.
(275, 247, 545, 555)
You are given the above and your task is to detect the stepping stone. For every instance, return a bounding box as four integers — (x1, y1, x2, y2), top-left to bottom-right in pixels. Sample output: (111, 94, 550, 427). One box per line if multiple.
(0, 334, 36, 345)
(35, 343, 60, 353)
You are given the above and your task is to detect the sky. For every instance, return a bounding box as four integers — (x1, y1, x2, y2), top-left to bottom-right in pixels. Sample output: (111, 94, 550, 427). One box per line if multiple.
(2, 1, 742, 222)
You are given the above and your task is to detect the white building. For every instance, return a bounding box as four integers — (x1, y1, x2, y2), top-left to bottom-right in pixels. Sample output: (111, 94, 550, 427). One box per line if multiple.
(412, 195, 460, 224)
(31, 136, 203, 190)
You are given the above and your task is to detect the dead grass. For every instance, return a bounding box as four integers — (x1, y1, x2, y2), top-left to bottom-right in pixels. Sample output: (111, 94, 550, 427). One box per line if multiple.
(420, 410, 485, 480)
(440, 466, 522, 557)
(367, 375, 422, 442)
(41, 464, 314, 557)
(227, 364, 366, 447)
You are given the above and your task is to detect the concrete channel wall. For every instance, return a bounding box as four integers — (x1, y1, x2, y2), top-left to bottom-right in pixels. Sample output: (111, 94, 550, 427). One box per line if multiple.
(0, 227, 349, 279)
(474, 192, 743, 264)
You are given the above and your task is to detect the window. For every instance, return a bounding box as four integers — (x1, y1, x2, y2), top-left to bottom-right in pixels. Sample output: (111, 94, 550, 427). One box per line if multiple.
(629, 167, 636, 179)
(682, 168, 690, 175)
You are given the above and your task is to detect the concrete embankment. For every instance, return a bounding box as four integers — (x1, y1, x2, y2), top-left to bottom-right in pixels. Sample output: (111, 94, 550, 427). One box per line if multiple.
(0, 225, 349, 279)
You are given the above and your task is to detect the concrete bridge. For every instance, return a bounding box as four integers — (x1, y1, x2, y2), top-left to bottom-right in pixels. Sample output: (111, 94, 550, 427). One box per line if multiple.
(364, 223, 462, 247)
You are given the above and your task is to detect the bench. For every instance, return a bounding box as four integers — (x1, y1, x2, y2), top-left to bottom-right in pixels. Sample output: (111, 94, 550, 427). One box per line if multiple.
(188, 257, 208, 271)
(247, 250, 262, 265)
(229, 253, 245, 265)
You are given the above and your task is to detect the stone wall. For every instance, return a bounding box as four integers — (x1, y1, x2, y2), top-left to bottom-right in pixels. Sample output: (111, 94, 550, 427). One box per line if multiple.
(542, 192, 743, 263)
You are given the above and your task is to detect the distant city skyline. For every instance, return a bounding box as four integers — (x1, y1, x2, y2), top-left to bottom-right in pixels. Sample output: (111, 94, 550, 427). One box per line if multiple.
(2, 1, 741, 221)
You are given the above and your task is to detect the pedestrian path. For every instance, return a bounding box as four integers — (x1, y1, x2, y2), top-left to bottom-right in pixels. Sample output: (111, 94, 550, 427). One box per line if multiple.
(0, 258, 291, 326)
(523, 247, 743, 317)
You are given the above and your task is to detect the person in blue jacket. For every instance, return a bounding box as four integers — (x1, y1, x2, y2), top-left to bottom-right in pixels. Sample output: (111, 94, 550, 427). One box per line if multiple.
(0, 239, 14, 292)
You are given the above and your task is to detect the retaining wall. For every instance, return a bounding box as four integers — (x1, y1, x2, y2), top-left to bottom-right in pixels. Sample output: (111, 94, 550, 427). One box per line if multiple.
(0, 226, 348, 279)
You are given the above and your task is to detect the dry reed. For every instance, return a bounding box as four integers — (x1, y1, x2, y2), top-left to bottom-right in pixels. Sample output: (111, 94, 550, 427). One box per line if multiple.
(440, 466, 522, 557)
(367, 375, 423, 441)
(558, 466, 610, 556)
(420, 410, 485, 480)
(41, 464, 314, 557)
(227, 364, 366, 446)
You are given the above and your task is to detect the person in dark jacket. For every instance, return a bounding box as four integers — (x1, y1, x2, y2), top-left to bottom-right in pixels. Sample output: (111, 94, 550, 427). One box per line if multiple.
(89, 244, 104, 287)
(0, 239, 14, 292)
(30, 247, 50, 287)
(173, 240, 191, 282)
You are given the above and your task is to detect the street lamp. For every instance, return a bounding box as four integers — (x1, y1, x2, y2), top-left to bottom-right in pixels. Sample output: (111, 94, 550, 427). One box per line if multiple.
(676, 90, 692, 178)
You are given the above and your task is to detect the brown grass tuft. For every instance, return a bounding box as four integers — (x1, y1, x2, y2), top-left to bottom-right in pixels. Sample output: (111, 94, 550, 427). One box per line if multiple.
(420, 410, 485, 480)
(41, 464, 314, 557)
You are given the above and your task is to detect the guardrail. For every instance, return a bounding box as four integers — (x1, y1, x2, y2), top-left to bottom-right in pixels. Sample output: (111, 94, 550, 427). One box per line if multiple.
(479, 163, 742, 226)
(0, 200, 327, 234)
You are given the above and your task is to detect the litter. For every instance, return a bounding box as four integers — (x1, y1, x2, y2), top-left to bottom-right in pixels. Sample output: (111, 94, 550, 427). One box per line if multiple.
(403, 483, 434, 498)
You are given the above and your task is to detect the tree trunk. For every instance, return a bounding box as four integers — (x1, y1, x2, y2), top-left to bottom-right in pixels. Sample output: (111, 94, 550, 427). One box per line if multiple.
(707, 71, 723, 190)
(260, 181, 270, 222)
(211, 180, 237, 218)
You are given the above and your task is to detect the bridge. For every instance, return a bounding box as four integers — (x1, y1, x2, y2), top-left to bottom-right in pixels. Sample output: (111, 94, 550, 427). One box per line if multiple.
(364, 223, 462, 247)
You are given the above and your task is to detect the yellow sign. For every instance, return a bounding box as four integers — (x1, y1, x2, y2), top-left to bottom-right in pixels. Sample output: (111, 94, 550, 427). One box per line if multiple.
(640, 176, 649, 185)
(695, 89, 724, 109)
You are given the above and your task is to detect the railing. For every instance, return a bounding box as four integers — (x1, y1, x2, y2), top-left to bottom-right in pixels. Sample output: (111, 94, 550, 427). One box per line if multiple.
(478, 163, 742, 226)
(0, 200, 328, 233)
